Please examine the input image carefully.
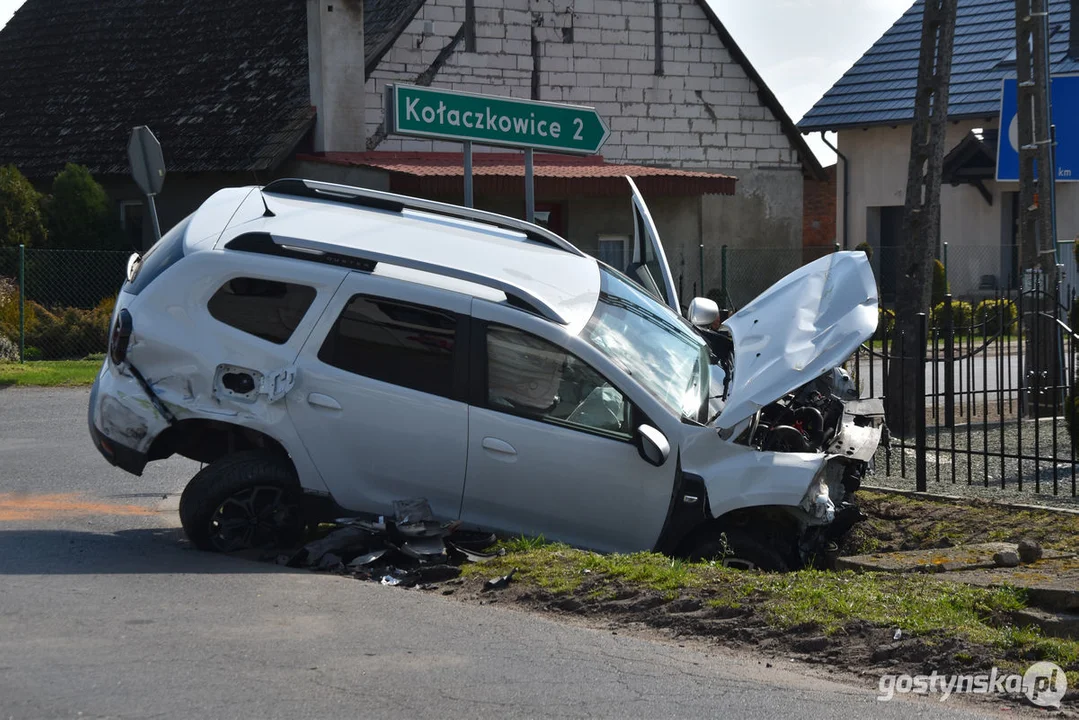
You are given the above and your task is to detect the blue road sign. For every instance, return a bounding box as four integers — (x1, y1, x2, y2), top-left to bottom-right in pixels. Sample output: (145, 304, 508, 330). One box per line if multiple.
(997, 75, 1079, 182)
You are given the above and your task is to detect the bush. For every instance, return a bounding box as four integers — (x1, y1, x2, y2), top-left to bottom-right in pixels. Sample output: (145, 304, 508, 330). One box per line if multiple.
(0, 164, 46, 248)
(931, 259, 949, 305)
(41, 163, 123, 250)
(855, 241, 873, 260)
(973, 298, 1018, 337)
(0, 276, 39, 346)
(0, 334, 17, 362)
(23, 296, 114, 360)
(930, 300, 973, 330)
(1066, 384, 1079, 451)
(875, 307, 895, 341)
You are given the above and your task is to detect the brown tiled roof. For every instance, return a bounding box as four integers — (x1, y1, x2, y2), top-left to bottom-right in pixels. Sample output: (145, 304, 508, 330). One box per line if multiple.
(0, 0, 318, 178)
(298, 152, 738, 196)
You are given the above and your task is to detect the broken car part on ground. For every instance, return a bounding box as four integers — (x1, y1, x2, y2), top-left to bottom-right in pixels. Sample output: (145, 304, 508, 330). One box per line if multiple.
(88, 177, 882, 570)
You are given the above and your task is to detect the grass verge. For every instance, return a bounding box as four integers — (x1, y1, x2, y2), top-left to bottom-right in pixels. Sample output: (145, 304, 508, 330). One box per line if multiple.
(848, 490, 1079, 554)
(0, 360, 101, 387)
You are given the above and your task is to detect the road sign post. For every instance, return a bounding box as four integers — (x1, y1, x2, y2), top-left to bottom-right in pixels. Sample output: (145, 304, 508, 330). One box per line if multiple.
(127, 126, 166, 243)
(385, 84, 609, 221)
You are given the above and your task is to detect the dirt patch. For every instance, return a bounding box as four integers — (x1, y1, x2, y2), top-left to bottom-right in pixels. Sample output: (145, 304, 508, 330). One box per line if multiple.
(0, 492, 155, 521)
(844, 490, 1079, 556)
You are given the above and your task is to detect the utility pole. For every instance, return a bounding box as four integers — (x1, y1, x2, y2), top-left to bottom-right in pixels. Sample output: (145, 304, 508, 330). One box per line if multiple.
(1015, 0, 1060, 415)
(886, 0, 957, 436)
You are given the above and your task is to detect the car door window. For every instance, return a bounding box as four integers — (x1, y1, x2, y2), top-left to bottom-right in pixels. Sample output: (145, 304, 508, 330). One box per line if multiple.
(318, 295, 461, 399)
(486, 325, 630, 438)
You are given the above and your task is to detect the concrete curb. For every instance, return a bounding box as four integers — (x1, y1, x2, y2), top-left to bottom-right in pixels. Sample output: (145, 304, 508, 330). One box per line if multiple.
(861, 484, 1079, 516)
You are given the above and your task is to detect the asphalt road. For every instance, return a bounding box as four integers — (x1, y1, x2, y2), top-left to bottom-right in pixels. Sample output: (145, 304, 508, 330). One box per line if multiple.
(0, 387, 1007, 719)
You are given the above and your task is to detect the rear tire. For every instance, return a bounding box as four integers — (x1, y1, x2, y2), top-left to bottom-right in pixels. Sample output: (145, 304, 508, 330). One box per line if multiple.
(179, 451, 303, 552)
(685, 527, 791, 572)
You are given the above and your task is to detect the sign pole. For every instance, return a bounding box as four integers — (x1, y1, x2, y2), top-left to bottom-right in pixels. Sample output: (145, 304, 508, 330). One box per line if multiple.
(525, 148, 535, 223)
(146, 194, 162, 242)
(464, 141, 474, 208)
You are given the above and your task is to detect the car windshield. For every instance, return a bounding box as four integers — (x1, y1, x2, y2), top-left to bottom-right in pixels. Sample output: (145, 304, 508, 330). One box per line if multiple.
(581, 268, 709, 422)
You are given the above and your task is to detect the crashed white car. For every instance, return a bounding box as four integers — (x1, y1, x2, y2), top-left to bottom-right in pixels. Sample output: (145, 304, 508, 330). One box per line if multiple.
(88, 177, 880, 570)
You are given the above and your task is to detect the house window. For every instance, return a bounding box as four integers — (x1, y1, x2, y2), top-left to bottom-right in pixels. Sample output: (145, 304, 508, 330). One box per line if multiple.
(120, 200, 145, 249)
(597, 235, 630, 273)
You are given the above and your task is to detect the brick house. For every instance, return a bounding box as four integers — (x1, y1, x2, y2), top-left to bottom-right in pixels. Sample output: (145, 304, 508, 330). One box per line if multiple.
(0, 0, 821, 298)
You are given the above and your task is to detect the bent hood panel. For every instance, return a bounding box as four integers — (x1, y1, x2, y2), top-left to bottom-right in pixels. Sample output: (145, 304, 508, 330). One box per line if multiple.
(715, 251, 878, 429)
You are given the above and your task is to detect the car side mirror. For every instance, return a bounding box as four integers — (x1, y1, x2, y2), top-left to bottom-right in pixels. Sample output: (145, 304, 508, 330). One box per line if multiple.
(636, 424, 670, 467)
(686, 297, 719, 327)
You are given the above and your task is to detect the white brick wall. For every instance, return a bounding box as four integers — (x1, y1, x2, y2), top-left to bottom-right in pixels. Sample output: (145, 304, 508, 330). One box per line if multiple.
(364, 0, 800, 171)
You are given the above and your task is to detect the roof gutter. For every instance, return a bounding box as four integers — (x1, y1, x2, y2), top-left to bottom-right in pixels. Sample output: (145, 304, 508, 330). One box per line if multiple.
(819, 132, 848, 250)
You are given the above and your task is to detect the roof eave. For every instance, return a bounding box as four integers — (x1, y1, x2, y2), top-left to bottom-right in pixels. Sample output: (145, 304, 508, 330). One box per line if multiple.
(798, 110, 1001, 134)
(693, 0, 826, 181)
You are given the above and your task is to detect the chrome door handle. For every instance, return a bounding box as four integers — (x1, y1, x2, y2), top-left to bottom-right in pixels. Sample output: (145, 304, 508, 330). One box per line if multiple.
(481, 437, 517, 456)
(307, 392, 342, 410)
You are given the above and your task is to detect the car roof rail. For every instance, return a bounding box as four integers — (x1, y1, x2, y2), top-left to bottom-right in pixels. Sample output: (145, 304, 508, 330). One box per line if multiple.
(262, 178, 585, 258)
(224, 232, 569, 325)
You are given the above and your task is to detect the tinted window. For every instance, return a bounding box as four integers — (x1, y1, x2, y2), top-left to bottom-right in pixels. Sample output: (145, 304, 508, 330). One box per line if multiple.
(319, 295, 458, 398)
(208, 277, 316, 344)
(123, 215, 191, 295)
(486, 325, 630, 438)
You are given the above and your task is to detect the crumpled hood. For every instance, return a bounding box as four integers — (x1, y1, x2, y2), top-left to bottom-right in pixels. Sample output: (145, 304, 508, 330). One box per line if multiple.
(714, 251, 878, 429)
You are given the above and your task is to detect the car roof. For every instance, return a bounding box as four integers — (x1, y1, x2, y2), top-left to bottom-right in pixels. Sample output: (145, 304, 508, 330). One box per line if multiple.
(194, 183, 602, 332)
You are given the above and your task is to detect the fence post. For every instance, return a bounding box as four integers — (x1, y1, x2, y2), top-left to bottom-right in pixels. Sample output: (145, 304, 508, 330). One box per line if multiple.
(18, 243, 25, 364)
(916, 311, 928, 492)
(720, 244, 728, 307)
(834, 242, 840, 254)
(698, 240, 704, 299)
(943, 293, 954, 427)
(942, 242, 949, 285)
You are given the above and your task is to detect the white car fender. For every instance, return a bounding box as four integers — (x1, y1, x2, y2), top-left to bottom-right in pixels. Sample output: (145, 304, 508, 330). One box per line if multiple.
(680, 428, 826, 520)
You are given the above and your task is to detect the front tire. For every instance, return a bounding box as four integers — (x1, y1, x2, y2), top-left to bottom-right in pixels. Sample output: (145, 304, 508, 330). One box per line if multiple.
(685, 528, 791, 571)
(179, 451, 303, 552)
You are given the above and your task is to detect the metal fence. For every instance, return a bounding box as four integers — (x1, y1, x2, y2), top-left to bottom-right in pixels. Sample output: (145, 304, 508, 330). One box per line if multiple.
(848, 283, 1077, 500)
(0, 246, 130, 361)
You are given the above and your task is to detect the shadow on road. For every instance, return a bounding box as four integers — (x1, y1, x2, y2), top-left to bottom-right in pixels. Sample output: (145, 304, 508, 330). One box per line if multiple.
(0, 527, 295, 576)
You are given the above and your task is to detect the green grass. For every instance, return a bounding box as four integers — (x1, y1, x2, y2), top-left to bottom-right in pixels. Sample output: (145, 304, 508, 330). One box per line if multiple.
(462, 543, 1079, 670)
(0, 360, 101, 387)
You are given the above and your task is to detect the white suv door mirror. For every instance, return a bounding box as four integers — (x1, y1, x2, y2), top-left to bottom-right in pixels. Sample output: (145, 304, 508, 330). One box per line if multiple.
(636, 424, 670, 467)
(686, 297, 719, 327)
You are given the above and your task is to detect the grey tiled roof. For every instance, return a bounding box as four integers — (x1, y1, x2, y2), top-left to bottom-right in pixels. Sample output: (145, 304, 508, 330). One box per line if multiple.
(799, 0, 1079, 132)
(0, 0, 418, 178)
(0, 0, 314, 178)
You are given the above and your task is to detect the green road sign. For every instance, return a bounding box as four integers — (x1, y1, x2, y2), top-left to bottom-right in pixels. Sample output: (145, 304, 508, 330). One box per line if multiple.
(387, 84, 610, 155)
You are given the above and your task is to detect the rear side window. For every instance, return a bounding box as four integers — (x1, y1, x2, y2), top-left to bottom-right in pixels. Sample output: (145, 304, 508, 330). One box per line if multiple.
(318, 295, 459, 398)
(208, 277, 316, 344)
(123, 215, 191, 295)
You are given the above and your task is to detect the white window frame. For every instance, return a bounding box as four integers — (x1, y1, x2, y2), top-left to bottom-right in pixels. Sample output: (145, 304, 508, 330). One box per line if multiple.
(596, 234, 630, 272)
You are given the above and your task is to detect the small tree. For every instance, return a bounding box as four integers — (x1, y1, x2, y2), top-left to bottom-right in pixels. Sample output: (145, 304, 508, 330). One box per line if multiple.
(42, 163, 122, 250)
(0, 164, 46, 248)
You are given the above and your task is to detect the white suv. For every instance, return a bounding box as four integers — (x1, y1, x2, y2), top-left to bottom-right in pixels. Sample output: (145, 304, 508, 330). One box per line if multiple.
(89, 177, 881, 570)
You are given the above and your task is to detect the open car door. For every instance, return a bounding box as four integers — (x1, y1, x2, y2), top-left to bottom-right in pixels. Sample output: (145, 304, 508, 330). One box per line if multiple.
(625, 177, 679, 314)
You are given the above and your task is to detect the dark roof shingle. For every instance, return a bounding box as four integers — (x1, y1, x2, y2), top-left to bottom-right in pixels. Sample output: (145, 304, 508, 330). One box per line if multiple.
(799, 0, 1079, 131)
(0, 0, 314, 177)
(0, 0, 416, 178)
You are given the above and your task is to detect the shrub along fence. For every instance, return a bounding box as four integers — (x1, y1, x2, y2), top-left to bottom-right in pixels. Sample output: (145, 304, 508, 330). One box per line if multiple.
(0, 245, 129, 361)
